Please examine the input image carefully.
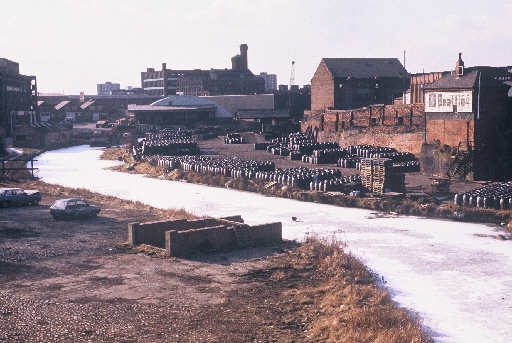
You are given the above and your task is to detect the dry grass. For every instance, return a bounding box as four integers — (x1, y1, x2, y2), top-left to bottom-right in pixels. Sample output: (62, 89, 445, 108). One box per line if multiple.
(270, 237, 432, 343)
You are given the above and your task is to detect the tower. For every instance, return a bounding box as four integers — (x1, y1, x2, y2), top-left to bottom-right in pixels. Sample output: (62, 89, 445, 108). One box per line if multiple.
(289, 61, 296, 87)
(240, 44, 248, 71)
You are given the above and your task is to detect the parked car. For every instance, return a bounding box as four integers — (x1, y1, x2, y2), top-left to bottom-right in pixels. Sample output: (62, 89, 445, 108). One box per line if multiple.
(50, 198, 100, 220)
(0, 188, 41, 207)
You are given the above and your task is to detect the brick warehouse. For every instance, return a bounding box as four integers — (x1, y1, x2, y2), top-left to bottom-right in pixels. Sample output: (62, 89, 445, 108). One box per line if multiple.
(141, 44, 265, 97)
(310, 58, 409, 111)
(303, 54, 512, 180)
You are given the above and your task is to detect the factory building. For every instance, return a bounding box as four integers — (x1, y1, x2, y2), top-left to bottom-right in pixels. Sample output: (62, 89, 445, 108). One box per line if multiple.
(140, 44, 265, 97)
(0, 58, 38, 145)
(311, 58, 409, 111)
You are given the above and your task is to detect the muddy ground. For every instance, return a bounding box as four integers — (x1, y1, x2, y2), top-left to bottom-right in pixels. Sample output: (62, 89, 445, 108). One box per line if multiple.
(0, 181, 300, 342)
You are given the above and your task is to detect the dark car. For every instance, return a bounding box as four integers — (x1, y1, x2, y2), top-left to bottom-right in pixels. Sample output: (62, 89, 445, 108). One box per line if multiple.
(50, 198, 100, 220)
(0, 188, 41, 207)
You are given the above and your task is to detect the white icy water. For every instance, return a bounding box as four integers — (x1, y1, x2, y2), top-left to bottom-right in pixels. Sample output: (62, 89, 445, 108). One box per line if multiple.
(35, 145, 512, 343)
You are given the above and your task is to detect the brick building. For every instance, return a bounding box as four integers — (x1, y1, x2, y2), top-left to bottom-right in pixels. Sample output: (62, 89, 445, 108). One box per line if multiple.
(311, 58, 408, 111)
(303, 54, 512, 180)
(0, 58, 38, 145)
(423, 54, 512, 179)
(141, 44, 265, 97)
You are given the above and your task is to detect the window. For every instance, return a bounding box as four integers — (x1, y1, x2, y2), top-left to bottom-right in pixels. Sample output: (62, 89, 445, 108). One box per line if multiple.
(397, 117, 404, 125)
(370, 118, 377, 126)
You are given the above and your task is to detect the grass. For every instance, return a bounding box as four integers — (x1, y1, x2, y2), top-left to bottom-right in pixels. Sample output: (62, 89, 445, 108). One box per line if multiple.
(267, 236, 433, 343)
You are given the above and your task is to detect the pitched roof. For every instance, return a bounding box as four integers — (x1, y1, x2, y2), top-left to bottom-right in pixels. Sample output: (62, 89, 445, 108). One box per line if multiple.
(80, 99, 95, 110)
(423, 70, 479, 90)
(55, 100, 71, 110)
(322, 58, 407, 78)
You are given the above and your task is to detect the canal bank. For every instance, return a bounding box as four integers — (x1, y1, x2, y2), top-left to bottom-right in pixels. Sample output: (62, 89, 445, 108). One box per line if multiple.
(34, 145, 512, 343)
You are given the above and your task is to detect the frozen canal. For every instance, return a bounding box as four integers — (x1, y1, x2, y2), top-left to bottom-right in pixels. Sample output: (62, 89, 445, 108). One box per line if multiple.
(35, 145, 512, 343)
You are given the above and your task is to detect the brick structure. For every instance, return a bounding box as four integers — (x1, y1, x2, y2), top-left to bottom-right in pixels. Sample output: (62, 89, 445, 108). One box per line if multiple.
(303, 54, 512, 180)
(127, 216, 282, 257)
(302, 104, 425, 155)
(311, 58, 408, 111)
(141, 44, 265, 97)
(423, 54, 512, 179)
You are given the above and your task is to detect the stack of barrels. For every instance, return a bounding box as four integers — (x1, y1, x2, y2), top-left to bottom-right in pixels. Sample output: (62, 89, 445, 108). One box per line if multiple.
(454, 182, 512, 209)
(132, 129, 199, 159)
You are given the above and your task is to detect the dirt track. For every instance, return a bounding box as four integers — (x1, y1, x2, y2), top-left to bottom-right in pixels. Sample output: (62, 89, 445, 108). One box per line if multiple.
(0, 181, 306, 342)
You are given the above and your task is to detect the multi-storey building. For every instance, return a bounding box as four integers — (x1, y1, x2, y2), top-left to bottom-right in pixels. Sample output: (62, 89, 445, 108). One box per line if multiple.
(259, 72, 277, 91)
(0, 58, 37, 143)
(140, 44, 265, 97)
(97, 81, 120, 95)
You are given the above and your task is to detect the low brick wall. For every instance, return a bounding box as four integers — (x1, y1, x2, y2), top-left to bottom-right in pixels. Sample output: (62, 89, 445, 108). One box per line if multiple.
(128, 216, 282, 257)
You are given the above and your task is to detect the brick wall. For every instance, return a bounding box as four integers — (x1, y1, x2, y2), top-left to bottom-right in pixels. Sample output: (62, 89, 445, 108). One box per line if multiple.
(128, 217, 282, 257)
(311, 61, 334, 111)
(302, 104, 425, 155)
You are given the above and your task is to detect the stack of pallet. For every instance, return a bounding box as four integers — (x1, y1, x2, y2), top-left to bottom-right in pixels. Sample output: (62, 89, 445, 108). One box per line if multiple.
(360, 159, 374, 191)
(360, 158, 404, 194)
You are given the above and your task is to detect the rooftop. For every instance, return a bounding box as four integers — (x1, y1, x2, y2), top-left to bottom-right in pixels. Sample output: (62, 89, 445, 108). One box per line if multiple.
(322, 58, 408, 78)
(424, 70, 479, 90)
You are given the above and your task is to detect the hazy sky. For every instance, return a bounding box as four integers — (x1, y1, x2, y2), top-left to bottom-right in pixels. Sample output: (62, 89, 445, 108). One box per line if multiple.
(2, 0, 511, 94)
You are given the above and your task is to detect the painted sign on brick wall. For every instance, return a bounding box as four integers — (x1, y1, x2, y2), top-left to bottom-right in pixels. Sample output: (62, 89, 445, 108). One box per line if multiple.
(424, 90, 472, 113)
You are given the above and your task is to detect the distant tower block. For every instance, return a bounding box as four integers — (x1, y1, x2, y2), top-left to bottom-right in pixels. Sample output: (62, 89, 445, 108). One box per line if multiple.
(240, 44, 248, 71)
(289, 61, 296, 87)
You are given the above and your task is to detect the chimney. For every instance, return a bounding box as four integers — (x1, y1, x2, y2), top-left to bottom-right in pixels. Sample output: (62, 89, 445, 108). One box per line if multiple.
(162, 63, 167, 71)
(240, 44, 248, 71)
(456, 52, 464, 77)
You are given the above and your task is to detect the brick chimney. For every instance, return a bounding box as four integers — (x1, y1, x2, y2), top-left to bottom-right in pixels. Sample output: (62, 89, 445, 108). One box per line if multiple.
(456, 52, 464, 77)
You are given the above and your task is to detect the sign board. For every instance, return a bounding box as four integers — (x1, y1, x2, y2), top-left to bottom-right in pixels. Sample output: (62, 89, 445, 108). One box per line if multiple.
(425, 90, 472, 113)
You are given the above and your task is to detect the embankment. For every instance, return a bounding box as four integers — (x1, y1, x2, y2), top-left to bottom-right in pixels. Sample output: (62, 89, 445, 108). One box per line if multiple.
(101, 147, 512, 232)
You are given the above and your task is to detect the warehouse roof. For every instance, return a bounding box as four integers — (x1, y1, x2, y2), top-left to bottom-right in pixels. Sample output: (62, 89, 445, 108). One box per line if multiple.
(127, 104, 215, 112)
(423, 70, 479, 90)
(322, 58, 407, 78)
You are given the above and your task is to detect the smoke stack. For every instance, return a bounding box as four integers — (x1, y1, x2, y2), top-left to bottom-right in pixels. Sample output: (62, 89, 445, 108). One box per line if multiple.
(456, 52, 464, 77)
(240, 44, 248, 71)
(162, 63, 167, 71)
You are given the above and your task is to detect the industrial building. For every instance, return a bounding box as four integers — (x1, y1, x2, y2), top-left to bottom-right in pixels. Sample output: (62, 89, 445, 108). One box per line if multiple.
(311, 58, 409, 111)
(259, 72, 277, 91)
(128, 94, 275, 129)
(303, 54, 512, 180)
(97, 82, 120, 95)
(0, 58, 38, 145)
(140, 44, 265, 97)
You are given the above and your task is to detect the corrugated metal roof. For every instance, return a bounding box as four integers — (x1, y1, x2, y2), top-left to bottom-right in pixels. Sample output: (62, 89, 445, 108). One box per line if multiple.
(322, 58, 407, 78)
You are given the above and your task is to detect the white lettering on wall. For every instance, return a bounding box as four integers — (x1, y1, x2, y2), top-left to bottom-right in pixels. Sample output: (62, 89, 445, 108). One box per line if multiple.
(424, 90, 473, 113)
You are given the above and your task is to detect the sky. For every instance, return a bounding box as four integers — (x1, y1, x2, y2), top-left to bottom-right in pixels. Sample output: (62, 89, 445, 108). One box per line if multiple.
(1, 0, 511, 94)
